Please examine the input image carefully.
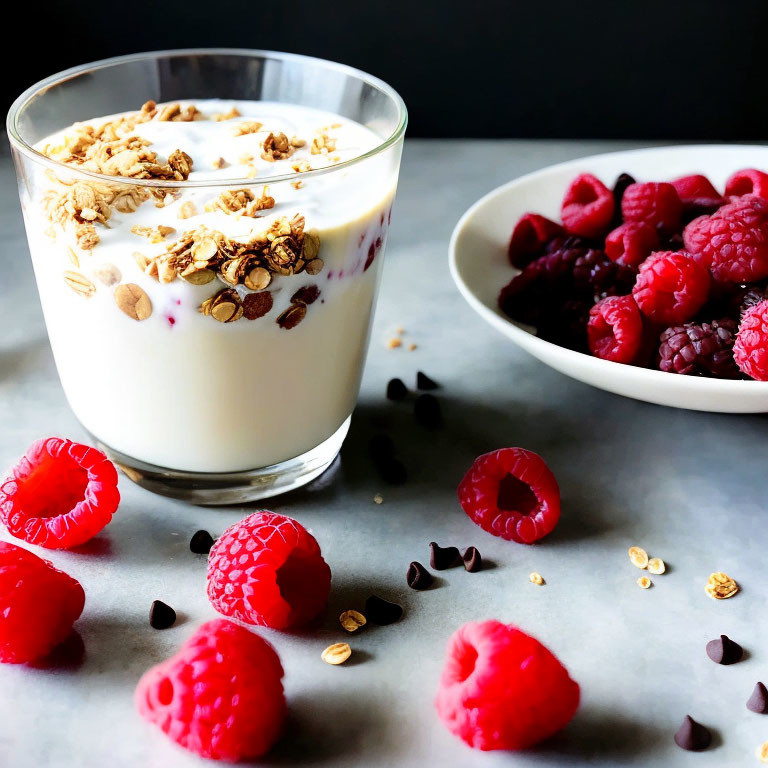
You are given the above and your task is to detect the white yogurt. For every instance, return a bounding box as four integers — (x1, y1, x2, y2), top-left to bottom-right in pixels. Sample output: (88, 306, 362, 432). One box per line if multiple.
(25, 100, 397, 472)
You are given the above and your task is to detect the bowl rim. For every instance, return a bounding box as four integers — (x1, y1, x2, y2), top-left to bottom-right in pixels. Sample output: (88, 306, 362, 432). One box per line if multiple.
(449, 142, 768, 392)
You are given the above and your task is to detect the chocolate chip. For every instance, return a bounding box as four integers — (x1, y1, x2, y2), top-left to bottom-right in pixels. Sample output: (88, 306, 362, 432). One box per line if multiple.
(386, 378, 408, 401)
(291, 285, 320, 305)
(414, 394, 442, 428)
(416, 371, 439, 390)
(190, 529, 214, 554)
(463, 546, 482, 572)
(368, 434, 394, 461)
(674, 715, 711, 751)
(149, 600, 177, 630)
(365, 595, 403, 625)
(747, 682, 768, 714)
(407, 561, 433, 590)
(429, 542, 461, 570)
(706, 634, 743, 665)
(375, 456, 407, 485)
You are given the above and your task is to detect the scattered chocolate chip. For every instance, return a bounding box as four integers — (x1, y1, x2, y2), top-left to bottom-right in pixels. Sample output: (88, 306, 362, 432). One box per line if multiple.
(386, 378, 408, 401)
(190, 529, 214, 554)
(365, 595, 403, 625)
(414, 394, 442, 428)
(368, 434, 395, 461)
(463, 546, 482, 572)
(407, 561, 433, 590)
(375, 456, 407, 485)
(430, 541, 462, 570)
(748, 682, 768, 714)
(242, 291, 273, 320)
(416, 371, 439, 390)
(674, 715, 712, 751)
(706, 634, 743, 665)
(291, 285, 320, 305)
(149, 600, 177, 630)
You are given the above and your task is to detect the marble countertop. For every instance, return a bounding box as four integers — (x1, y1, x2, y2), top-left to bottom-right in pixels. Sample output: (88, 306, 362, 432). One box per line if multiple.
(1, 139, 765, 768)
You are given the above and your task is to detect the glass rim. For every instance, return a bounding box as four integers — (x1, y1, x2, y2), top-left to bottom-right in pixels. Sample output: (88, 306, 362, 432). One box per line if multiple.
(6, 47, 408, 189)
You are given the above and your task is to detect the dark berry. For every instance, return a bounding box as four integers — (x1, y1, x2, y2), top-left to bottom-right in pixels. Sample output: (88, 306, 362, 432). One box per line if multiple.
(611, 172, 636, 227)
(536, 299, 589, 353)
(507, 213, 565, 268)
(658, 319, 739, 378)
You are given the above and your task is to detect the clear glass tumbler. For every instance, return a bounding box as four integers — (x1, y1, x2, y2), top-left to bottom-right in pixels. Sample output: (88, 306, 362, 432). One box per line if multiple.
(7, 49, 406, 503)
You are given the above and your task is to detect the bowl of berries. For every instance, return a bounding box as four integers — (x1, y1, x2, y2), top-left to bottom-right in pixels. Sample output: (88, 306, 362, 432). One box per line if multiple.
(450, 144, 768, 412)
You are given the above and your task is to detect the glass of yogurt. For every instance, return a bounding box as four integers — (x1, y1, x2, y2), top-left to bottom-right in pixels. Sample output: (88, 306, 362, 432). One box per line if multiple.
(7, 50, 406, 503)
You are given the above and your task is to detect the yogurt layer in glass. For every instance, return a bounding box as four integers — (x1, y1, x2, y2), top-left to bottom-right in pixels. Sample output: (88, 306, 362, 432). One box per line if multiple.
(7, 51, 406, 502)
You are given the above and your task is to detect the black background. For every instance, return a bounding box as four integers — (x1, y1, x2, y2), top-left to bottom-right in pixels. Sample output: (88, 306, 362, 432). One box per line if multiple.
(10, 0, 768, 140)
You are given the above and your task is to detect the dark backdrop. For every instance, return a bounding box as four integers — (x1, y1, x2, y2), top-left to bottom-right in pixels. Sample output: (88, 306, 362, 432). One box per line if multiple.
(10, 0, 768, 140)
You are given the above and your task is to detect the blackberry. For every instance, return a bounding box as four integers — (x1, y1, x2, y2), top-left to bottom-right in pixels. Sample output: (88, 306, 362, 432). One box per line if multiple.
(738, 284, 768, 316)
(658, 318, 739, 378)
(611, 172, 636, 227)
(537, 299, 589, 353)
(573, 249, 635, 302)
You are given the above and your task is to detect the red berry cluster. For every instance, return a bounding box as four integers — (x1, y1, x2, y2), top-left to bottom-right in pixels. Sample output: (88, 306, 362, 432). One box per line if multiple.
(500, 169, 768, 380)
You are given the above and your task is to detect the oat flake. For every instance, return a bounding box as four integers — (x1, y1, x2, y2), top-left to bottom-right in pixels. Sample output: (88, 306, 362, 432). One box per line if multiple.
(628, 546, 649, 569)
(321, 642, 352, 665)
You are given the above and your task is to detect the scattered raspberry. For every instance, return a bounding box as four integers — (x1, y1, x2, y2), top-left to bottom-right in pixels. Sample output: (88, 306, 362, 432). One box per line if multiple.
(631, 251, 710, 324)
(683, 195, 768, 283)
(587, 295, 643, 364)
(658, 319, 739, 377)
(458, 448, 560, 544)
(207, 511, 331, 630)
(605, 221, 659, 268)
(734, 300, 768, 380)
(724, 169, 768, 199)
(435, 620, 580, 751)
(560, 173, 614, 239)
(0, 542, 84, 664)
(0, 437, 120, 550)
(621, 182, 683, 232)
(135, 619, 285, 761)
(507, 213, 564, 268)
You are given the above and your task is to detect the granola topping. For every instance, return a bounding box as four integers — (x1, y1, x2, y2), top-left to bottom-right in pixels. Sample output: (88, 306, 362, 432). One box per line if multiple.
(205, 187, 275, 217)
(261, 132, 294, 162)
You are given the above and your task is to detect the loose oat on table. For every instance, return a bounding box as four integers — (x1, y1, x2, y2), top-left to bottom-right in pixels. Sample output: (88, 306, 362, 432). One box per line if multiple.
(339, 610, 367, 633)
(114, 283, 152, 321)
(637, 576, 652, 589)
(321, 642, 352, 665)
(757, 741, 768, 763)
(705, 571, 739, 600)
(63, 271, 96, 298)
(373, 493, 384, 504)
(66, 247, 80, 268)
(93, 263, 121, 287)
(409, 343, 418, 351)
(388, 338, 402, 349)
(628, 546, 649, 569)
(529, 572, 544, 586)
(647, 557, 666, 575)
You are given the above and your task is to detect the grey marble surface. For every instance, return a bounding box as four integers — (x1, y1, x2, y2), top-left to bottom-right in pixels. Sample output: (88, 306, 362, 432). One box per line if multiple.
(1, 139, 766, 768)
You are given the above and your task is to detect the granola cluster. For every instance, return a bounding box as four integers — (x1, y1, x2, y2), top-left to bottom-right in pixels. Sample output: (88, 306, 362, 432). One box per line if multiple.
(205, 187, 275, 217)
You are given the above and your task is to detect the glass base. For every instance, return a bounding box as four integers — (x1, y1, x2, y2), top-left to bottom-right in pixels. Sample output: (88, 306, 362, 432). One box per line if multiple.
(91, 417, 350, 505)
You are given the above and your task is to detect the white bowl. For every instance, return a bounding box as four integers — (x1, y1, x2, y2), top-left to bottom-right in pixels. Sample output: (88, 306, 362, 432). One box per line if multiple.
(449, 144, 768, 413)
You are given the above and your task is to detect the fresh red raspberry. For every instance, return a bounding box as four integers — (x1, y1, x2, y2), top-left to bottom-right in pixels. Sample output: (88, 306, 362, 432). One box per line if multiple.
(0, 437, 119, 550)
(725, 169, 768, 199)
(631, 251, 709, 324)
(683, 195, 768, 283)
(458, 448, 560, 544)
(621, 182, 682, 233)
(658, 319, 739, 378)
(672, 174, 722, 205)
(435, 620, 580, 751)
(734, 300, 768, 380)
(560, 173, 614, 239)
(507, 213, 564, 268)
(0, 541, 84, 664)
(587, 295, 643, 364)
(207, 511, 331, 630)
(605, 221, 659, 268)
(135, 619, 285, 761)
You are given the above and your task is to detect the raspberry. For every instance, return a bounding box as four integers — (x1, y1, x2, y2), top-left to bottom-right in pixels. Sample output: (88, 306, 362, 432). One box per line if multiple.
(605, 221, 659, 268)
(507, 213, 564, 268)
(560, 173, 614, 239)
(683, 195, 768, 283)
(658, 319, 739, 378)
(207, 511, 331, 630)
(0, 437, 120, 550)
(135, 619, 285, 761)
(621, 182, 682, 233)
(435, 620, 580, 751)
(631, 251, 710, 324)
(672, 174, 723, 206)
(458, 448, 560, 544)
(725, 168, 768, 199)
(587, 295, 643, 364)
(734, 300, 768, 380)
(0, 542, 84, 664)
